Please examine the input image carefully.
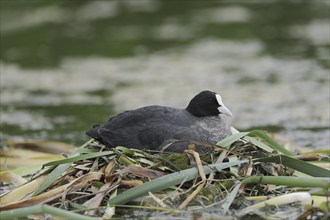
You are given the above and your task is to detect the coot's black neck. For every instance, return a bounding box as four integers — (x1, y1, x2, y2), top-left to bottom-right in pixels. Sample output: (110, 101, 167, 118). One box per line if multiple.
(186, 103, 201, 117)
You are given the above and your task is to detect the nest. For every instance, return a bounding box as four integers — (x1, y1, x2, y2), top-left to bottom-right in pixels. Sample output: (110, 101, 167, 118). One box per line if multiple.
(1, 133, 328, 219)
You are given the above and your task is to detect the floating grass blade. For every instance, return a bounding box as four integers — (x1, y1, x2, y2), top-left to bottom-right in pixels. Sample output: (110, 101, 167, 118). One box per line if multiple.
(0, 175, 48, 204)
(104, 189, 117, 219)
(108, 160, 247, 206)
(221, 176, 329, 213)
(217, 130, 294, 156)
(0, 165, 42, 177)
(248, 130, 294, 156)
(304, 149, 330, 154)
(242, 176, 330, 188)
(44, 151, 115, 167)
(242, 136, 273, 153)
(33, 140, 95, 196)
(32, 163, 72, 196)
(0, 172, 27, 186)
(216, 132, 249, 147)
(1, 172, 102, 211)
(0, 204, 98, 220)
(4, 140, 76, 154)
(256, 155, 330, 177)
(0, 154, 65, 169)
(238, 192, 311, 216)
(221, 181, 242, 213)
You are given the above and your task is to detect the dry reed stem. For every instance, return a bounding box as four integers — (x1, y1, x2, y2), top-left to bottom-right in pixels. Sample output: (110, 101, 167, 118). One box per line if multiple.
(84, 182, 114, 216)
(207, 149, 229, 185)
(178, 182, 206, 209)
(0, 172, 102, 211)
(239, 157, 253, 194)
(148, 192, 167, 208)
(119, 179, 144, 187)
(185, 150, 206, 181)
(178, 150, 207, 209)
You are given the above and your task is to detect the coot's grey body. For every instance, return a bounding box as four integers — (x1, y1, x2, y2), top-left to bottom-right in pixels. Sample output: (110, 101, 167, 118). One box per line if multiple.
(86, 90, 233, 152)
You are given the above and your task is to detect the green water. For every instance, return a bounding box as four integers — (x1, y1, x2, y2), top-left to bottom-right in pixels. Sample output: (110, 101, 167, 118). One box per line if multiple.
(1, 1, 329, 151)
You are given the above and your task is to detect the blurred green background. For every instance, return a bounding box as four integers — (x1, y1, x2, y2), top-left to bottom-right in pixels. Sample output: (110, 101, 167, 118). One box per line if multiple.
(1, 0, 329, 149)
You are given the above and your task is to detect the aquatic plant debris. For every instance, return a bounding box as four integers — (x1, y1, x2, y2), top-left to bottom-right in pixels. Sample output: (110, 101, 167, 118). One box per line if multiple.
(0, 130, 329, 219)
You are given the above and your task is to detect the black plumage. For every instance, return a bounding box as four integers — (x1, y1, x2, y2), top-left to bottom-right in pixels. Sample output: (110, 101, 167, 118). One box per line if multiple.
(86, 90, 233, 152)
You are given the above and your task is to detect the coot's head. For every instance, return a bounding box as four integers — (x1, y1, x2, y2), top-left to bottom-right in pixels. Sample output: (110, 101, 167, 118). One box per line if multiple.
(186, 90, 232, 117)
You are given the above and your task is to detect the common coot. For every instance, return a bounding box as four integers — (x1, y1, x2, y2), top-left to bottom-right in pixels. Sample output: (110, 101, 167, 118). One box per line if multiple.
(86, 90, 233, 152)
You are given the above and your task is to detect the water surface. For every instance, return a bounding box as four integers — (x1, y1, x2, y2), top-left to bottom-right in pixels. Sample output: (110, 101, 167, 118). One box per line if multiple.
(1, 1, 329, 150)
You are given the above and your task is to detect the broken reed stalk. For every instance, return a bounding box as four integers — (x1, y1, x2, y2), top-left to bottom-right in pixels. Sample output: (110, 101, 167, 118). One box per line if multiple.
(178, 182, 206, 209)
(0, 204, 97, 220)
(148, 192, 167, 208)
(178, 149, 207, 209)
(239, 156, 253, 194)
(1, 172, 102, 211)
(185, 150, 206, 181)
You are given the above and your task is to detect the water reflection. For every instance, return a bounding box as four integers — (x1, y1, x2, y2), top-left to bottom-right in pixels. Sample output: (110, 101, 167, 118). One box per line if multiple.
(0, 1, 329, 149)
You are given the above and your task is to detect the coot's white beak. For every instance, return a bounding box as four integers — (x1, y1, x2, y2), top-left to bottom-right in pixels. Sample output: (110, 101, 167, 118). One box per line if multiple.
(215, 94, 233, 117)
(218, 104, 232, 117)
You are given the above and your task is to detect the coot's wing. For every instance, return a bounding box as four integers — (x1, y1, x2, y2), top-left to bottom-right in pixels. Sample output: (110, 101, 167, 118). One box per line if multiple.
(86, 106, 187, 149)
(85, 108, 147, 148)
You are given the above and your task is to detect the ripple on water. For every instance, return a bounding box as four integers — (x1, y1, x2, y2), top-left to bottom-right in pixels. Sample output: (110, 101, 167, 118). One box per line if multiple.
(1, 39, 329, 148)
